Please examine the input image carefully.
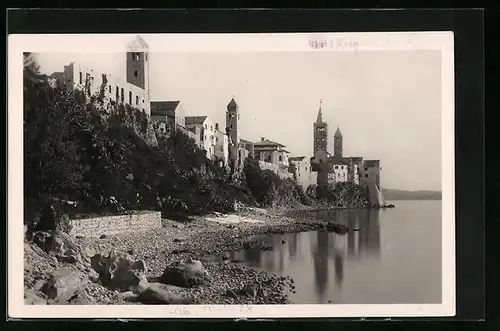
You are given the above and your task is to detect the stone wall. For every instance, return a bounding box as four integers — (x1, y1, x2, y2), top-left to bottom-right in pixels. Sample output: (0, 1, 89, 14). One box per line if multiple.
(69, 211, 162, 238)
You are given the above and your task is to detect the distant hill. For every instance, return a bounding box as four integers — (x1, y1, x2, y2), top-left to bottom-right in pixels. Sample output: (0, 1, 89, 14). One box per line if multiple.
(382, 188, 442, 201)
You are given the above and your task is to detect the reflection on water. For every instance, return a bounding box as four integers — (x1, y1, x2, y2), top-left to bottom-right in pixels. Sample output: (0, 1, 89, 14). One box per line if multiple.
(231, 201, 442, 304)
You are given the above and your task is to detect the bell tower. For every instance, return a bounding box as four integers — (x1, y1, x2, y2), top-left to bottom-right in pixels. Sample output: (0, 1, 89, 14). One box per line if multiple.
(126, 36, 150, 114)
(334, 126, 343, 158)
(313, 100, 328, 155)
(226, 97, 240, 144)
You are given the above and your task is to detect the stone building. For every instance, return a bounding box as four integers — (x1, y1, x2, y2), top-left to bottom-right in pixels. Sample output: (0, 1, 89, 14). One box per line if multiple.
(253, 137, 292, 179)
(310, 101, 382, 191)
(150, 101, 186, 135)
(185, 116, 217, 160)
(50, 36, 152, 116)
(214, 123, 229, 166)
(289, 156, 318, 191)
(225, 98, 250, 174)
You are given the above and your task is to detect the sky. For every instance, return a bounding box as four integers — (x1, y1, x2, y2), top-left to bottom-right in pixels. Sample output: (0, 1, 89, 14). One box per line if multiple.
(36, 50, 442, 191)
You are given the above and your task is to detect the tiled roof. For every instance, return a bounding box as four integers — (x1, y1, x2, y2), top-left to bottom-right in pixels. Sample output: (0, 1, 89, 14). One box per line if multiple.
(185, 116, 208, 125)
(150, 101, 180, 116)
(254, 147, 290, 153)
(363, 159, 380, 167)
(289, 156, 306, 161)
(254, 139, 286, 147)
(227, 98, 238, 111)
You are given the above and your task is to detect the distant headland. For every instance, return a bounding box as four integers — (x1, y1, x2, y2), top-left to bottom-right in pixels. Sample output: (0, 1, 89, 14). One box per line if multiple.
(382, 188, 442, 201)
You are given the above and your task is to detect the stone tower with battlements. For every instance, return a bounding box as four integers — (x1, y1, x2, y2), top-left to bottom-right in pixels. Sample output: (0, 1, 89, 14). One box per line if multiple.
(126, 36, 151, 115)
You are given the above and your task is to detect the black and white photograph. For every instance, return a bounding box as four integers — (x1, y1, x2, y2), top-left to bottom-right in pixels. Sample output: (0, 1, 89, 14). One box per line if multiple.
(9, 32, 455, 318)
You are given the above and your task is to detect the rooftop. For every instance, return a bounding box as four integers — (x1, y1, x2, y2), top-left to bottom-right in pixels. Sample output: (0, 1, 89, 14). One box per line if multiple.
(254, 138, 286, 148)
(289, 156, 307, 162)
(185, 116, 208, 125)
(150, 101, 180, 116)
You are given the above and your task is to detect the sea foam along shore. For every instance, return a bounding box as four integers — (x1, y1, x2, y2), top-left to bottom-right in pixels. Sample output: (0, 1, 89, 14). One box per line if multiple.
(24, 206, 347, 305)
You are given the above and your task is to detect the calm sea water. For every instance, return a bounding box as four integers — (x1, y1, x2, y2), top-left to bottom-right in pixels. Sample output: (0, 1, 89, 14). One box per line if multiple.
(231, 200, 442, 304)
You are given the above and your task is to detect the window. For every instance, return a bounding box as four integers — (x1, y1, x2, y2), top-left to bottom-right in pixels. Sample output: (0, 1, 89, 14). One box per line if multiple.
(205, 124, 207, 129)
(134, 53, 141, 61)
(142, 99, 145, 103)
(129, 91, 132, 104)
(136, 95, 139, 105)
(320, 159, 323, 163)
(204, 135, 207, 141)
(211, 125, 213, 131)
(121, 88, 124, 102)
(335, 166, 338, 169)
(230, 125, 233, 129)
(79, 72, 82, 84)
(279, 155, 282, 162)
(365, 174, 368, 177)
(109, 85, 112, 93)
(365, 167, 368, 171)
(116, 86, 119, 100)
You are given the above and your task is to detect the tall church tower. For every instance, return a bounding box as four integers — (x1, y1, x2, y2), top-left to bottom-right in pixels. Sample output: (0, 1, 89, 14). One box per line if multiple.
(226, 97, 240, 144)
(126, 36, 150, 115)
(334, 126, 343, 158)
(313, 100, 328, 155)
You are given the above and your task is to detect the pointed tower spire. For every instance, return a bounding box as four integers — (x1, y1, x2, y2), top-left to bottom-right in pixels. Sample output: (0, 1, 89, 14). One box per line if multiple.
(334, 125, 342, 137)
(316, 99, 323, 123)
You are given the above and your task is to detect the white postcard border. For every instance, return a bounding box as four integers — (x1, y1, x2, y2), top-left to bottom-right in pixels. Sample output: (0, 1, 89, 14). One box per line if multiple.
(8, 32, 455, 318)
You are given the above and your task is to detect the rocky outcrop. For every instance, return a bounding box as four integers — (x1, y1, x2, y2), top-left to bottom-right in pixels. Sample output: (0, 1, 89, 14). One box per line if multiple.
(90, 250, 148, 293)
(42, 268, 87, 304)
(138, 283, 192, 304)
(160, 259, 211, 288)
(32, 230, 84, 263)
(24, 288, 48, 305)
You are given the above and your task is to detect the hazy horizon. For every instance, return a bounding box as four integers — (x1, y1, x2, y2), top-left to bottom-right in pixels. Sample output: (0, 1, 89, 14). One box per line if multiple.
(36, 50, 442, 191)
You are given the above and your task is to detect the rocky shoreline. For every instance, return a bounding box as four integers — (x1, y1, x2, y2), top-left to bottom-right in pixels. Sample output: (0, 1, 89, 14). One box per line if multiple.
(24, 206, 362, 305)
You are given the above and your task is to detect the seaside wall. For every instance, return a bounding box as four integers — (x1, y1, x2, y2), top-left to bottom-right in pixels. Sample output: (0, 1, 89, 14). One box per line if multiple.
(69, 211, 162, 238)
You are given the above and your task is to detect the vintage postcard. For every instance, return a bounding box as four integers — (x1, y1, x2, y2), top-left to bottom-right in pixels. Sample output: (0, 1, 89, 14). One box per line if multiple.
(8, 32, 455, 318)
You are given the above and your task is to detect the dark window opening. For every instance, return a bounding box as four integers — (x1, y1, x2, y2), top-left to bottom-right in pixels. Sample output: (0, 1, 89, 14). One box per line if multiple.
(134, 70, 138, 77)
(116, 86, 119, 100)
(121, 88, 124, 102)
(136, 95, 139, 105)
(109, 85, 112, 93)
(279, 155, 283, 162)
(365, 167, 368, 171)
(365, 174, 368, 177)
(335, 166, 338, 169)
(79, 72, 82, 84)
(129, 91, 132, 105)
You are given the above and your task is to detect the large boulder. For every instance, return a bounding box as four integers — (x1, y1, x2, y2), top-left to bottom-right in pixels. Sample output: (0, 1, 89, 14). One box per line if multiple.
(138, 284, 192, 305)
(33, 230, 83, 263)
(24, 288, 47, 305)
(42, 268, 87, 304)
(160, 259, 211, 288)
(90, 250, 148, 292)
